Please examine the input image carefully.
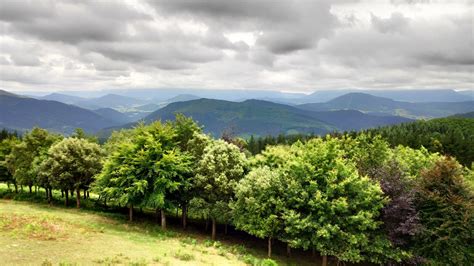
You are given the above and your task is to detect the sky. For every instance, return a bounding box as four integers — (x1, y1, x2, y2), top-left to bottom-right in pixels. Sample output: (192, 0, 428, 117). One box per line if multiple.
(0, 0, 472, 93)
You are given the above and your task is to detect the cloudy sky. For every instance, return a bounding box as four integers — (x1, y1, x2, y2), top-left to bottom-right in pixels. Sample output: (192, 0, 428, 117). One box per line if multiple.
(0, 0, 472, 93)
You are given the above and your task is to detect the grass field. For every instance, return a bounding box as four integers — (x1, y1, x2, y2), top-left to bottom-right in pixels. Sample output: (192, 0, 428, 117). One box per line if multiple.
(0, 186, 320, 266)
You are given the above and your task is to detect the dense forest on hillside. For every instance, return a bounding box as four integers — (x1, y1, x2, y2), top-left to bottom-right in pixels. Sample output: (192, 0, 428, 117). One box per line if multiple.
(0, 115, 473, 265)
(246, 117, 474, 167)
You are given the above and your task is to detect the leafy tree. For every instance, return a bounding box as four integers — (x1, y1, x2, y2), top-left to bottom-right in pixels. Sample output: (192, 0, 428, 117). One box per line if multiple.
(97, 122, 192, 224)
(170, 114, 202, 229)
(40, 138, 102, 208)
(372, 160, 422, 264)
(194, 139, 247, 240)
(415, 157, 474, 264)
(5, 128, 61, 193)
(232, 166, 288, 257)
(96, 138, 147, 220)
(0, 137, 20, 191)
(281, 138, 403, 265)
(71, 128, 98, 143)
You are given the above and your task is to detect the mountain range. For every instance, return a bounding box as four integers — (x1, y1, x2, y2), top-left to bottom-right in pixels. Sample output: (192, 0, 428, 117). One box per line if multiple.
(2, 89, 473, 137)
(298, 93, 474, 119)
(141, 98, 412, 137)
(0, 91, 118, 134)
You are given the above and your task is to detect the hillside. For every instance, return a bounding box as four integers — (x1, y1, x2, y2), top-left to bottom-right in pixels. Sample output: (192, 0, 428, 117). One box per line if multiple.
(293, 89, 472, 104)
(94, 108, 134, 124)
(145, 99, 336, 136)
(308, 110, 412, 131)
(40, 93, 86, 104)
(364, 117, 474, 166)
(298, 93, 474, 119)
(0, 94, 118, 134)
(142, 98, 411, 137)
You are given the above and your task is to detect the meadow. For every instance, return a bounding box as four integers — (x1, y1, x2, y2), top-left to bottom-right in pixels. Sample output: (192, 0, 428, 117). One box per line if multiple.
(0, 184, 316, 266)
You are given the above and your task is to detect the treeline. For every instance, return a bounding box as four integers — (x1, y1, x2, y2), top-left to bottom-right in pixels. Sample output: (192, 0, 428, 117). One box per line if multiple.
(0, 115, 473, 265)
(246, 117, 474, 167)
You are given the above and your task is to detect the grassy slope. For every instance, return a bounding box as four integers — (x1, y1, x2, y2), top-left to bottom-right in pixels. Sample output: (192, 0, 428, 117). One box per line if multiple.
(0, 185, 317, 266)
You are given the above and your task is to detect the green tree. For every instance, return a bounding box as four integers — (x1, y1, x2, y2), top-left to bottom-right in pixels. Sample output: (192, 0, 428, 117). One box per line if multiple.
(415, 157, 474, 264)
(232, 166, 288, 257)
(194, 139, 247, 240)
(41, 138, 102, 208)
(6, 128, 61, 193)
(282, 138, 403, 265)
(170, 114, 202, 229)
(0, 137, 20, 191)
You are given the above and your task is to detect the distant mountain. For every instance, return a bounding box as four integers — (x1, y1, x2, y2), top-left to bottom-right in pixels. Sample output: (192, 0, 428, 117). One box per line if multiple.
(453, 112, 474, 118)
(164, 94, 201, 103)
(38, 92, 150, 110)
(0, 94, 118, 134)
(291, 89, 473, 104)
(0, 89, 23, 97)
(94, 108, 134, 124)
(308, 110, 413, 131)
(144, 99, 336, 137)
(140, 98, 411, 137)
(40, 93, 86, 104)
(298, 93, 474, 119)
(77, 94, 149, 110)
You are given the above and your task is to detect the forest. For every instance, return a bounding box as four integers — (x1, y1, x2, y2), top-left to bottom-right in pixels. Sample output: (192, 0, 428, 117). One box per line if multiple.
(0, 114, 473, 265)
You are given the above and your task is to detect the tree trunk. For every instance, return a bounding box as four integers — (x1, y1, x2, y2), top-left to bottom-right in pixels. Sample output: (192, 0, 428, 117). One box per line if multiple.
(61, 190, 64, 198)
(70, 189, 74, 197)
(181, 204, 187, 230)
(322, 255, 327, 266)
(156, 208, 161, 223)
(287, 244, 291, 257)
(65, 189, 69, 206)
(76, 188, 81, 208)
(29, 185, 32, 193)
(83, 189, 87, 199)
(161, 209, 167, 230)
(48, 188, 53, 205)
(14, 183, 18, 193)
(211, 218, 216, 240)
(224, 224, 228, 235)
(87, 191, 90, 198)
(176, 207, 179, 217)
(45, 188, 49, 199)
(129, 205, 133, 222)
(268, 237, 272, 258)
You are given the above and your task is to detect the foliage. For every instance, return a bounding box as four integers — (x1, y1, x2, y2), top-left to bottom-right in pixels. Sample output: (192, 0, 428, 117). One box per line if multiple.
(281, 138, 404, 263)
(96, 121, 192, 213)
(414, 157, 474, 265)
(5, 128, 61, 190)
(39, 137, 103, 207)
(232, 166, 287, 241)
(364, 117, 474, 166)
(194, 139, 247, 222)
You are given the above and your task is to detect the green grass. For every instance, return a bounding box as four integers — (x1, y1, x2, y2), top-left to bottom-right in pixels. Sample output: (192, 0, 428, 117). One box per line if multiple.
(0, 199, 249, 265)
(0, 184, 316, 266)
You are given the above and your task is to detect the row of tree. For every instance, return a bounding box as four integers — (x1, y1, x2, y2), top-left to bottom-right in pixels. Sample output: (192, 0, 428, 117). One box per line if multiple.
(0, 115, 473, 265)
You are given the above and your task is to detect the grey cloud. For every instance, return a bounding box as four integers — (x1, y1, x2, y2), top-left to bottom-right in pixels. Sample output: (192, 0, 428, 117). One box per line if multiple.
(0, 1, 150, 44)
(10, 54, 42, 66)
(150, 0, 338, 55)
(371, 12, 410, 33)
(390, 0, 431, 4)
